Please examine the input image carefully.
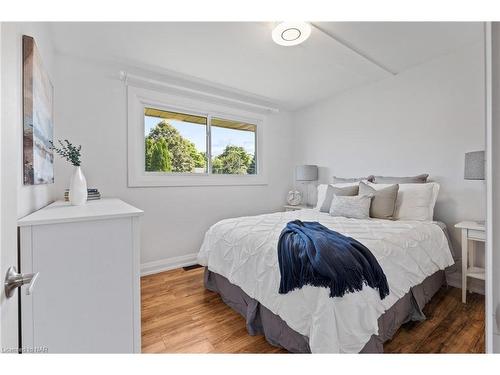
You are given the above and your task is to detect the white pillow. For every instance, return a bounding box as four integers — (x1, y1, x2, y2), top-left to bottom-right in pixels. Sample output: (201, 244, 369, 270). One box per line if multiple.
(315, 182, 360, 210)
(315, 184, 328, 210)
(367, 182, 439, 221)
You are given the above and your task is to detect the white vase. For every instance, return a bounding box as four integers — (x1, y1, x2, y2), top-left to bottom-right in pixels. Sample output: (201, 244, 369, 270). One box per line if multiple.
(69, 166, 87, 206)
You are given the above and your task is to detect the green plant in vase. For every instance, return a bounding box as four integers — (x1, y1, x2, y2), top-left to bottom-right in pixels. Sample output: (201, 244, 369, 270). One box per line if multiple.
(50, 139, 87, 206)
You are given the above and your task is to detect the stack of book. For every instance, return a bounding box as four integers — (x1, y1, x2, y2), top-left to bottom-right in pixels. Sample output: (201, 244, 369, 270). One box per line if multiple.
(64, 188, 101, 202)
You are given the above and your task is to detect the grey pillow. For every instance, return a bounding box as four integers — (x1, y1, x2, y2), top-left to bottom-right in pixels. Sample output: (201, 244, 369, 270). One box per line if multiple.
(319, 185, 359, 213)
(332, 175, 375, 184)
(329, 194, 373, 219)
(372, 174, 428, 184)
(359, 181, 399, 219)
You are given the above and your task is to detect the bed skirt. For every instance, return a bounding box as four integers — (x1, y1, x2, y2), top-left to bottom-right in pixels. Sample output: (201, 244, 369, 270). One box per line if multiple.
(204, 268, 446, 353)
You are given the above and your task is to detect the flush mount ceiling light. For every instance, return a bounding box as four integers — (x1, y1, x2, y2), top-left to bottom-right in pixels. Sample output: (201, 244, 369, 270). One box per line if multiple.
(272, 22, 311, 47)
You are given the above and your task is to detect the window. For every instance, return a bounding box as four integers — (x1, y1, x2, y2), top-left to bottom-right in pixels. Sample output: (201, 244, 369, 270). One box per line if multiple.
(128, 86, 266, 187)
(144, 108, 207, 173)
(143, 109, 257, 175)
(211, 118, 257, 175)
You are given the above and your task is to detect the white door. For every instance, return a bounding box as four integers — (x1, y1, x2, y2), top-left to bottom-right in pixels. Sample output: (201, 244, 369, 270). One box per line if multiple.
(0, 21, 21, 353)
(491, 22, 500, 353)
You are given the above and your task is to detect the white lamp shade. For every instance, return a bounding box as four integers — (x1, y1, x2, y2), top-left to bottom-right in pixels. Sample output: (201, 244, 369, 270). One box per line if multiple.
(295, 165, 318, 181)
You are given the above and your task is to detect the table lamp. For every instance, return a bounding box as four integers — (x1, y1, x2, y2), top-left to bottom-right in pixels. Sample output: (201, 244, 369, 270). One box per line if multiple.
(295, 165, 318, 207)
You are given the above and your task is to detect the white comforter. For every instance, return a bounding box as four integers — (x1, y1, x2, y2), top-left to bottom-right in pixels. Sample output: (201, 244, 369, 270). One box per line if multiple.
(197, 209, 454, 353)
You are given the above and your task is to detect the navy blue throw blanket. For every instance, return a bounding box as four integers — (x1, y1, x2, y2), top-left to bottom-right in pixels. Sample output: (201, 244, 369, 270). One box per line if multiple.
(277, 220, 389, 300)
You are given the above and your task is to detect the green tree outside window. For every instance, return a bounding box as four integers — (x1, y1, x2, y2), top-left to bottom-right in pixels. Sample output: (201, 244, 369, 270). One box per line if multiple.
(145, 119, 255, 175)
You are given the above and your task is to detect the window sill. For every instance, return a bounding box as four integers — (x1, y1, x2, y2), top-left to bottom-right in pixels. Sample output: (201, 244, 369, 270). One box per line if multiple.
(128, 173, 268, 187)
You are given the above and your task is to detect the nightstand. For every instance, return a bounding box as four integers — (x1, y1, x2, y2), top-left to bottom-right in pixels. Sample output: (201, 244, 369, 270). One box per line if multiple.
(284, 204, 308, 212)
(455, 221, 485, 303)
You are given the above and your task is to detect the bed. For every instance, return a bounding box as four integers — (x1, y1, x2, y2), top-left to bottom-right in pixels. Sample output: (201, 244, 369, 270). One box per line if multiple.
(197, 209, 454, 353)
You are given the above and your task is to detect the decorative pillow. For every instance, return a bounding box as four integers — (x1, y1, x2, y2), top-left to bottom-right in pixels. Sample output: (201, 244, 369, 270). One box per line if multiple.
(367, 182, 439, 221)
(329, 194, 373, 219)
(319, 185, 359, 213)
(372, 174, 429, 184)
(332, 175, 375, 184)
(315, 183, 359, 210)
(359, 182, 399, 220)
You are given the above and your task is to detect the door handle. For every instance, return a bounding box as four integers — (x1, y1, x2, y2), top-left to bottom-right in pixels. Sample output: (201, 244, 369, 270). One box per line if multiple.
(26, 272, 39, 295)
(4, 266, 39, 298)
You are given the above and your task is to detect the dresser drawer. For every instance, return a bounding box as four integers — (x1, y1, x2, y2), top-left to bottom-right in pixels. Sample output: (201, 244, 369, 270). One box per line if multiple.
(468, 229, 485, 241)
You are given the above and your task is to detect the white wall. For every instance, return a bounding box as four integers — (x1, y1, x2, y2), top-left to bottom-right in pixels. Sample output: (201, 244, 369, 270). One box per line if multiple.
(53, 55, 294, 273)
(1, 22, 56, 348)
(293, 42, 486, 268)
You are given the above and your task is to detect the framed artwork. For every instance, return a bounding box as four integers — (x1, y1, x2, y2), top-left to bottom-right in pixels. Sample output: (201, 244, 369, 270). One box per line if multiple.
(23, 35, 54, 185)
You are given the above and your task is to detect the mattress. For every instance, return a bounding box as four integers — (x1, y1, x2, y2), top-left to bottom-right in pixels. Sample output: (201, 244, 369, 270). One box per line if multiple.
(197, 209, 454, 353)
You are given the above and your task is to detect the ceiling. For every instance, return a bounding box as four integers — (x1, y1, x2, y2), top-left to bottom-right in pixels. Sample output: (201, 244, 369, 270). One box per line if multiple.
(48, 22, 483, 110)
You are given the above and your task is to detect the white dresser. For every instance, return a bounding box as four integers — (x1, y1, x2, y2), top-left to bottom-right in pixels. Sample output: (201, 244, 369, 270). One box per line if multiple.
(17, 199, 143, 353)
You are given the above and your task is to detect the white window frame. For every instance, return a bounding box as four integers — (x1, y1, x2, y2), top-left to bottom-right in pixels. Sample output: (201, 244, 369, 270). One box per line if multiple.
(127, 86, 267, 187)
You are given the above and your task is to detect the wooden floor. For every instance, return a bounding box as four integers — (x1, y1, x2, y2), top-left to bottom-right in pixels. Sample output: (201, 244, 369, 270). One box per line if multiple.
(141, 267, 485, 353)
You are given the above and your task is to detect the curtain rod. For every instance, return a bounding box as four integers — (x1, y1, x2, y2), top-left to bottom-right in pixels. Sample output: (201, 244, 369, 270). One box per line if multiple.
(119, 71, 280, 113)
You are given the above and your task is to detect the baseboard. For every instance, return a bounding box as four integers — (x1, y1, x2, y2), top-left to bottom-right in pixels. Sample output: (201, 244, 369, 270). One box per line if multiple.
(141, 253, 199, 276)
